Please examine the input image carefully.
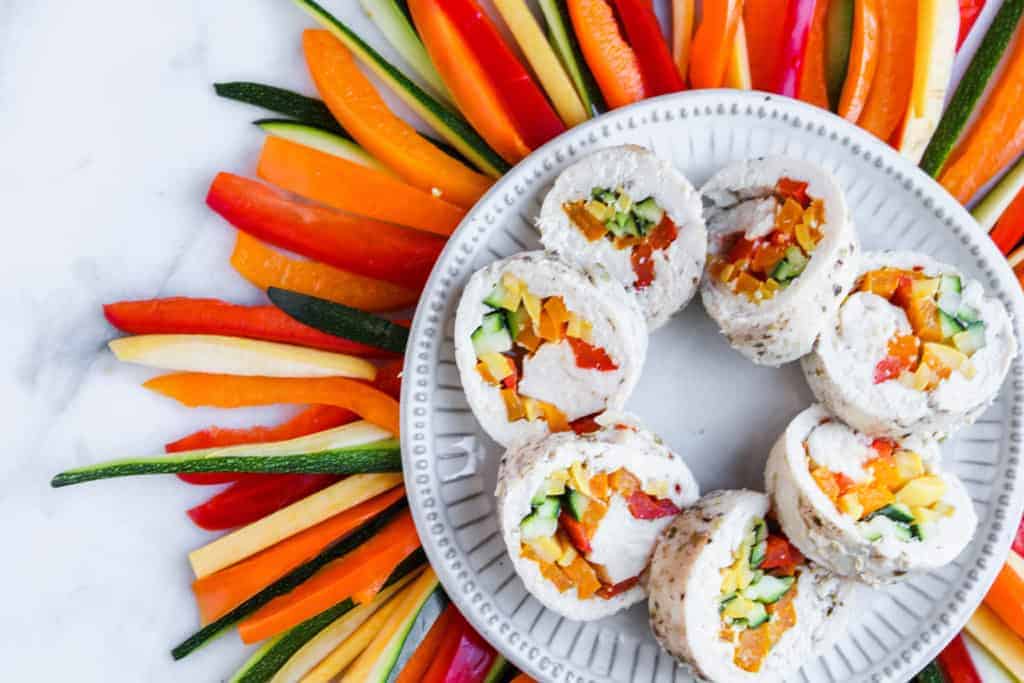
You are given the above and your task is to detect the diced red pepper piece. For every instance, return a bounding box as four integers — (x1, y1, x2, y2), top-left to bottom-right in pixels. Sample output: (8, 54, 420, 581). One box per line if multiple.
(775, 177, 811, 206)
(957, 0, 986, 50)
(874, 356, 904, 384)
(871, 438, 896, 459)
(567, 337, 619, 371)
(570, 414, 603, 435)
(937, 633, 983, 683)
(597, 576, 640, 599)
(560, 511, 593, 554)
(610, 0, 686, 96)
(626, 491, 681, 520)
(436, 0, 566, 149)
(186, 474, 340, 530)
(760, 534, 805, 574)
(727, 235, 760, 262)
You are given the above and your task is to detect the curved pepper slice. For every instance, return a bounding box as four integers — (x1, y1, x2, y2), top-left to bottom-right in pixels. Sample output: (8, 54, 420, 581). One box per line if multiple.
(568, 0, 646, 108)
(772, 0, 819, 97)
(689, 0, 742, 89)
(612, 0, 685, 95)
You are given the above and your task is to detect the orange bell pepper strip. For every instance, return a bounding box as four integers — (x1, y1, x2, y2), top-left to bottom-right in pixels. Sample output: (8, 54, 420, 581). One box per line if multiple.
(410, 0, 530, 164)
(144, 373, 401, 436)
(256, 137, 465, 237)
(672, 0, 696, 85)
(192, 487, 405, 625)
(302, 29, 492, 209)
(940, 33, 1024, 204)
(230, 232, 417, 313)
(798, 0, 830, 108)
(744, 0, 788, 91)
(857, 0, 917, 141)
(991, 186, 1024, 255)
(837, 0, 880, 122)
(689, 0, 743, 89)
(984, 554, 1024, 641)
(395, 605, 455, 683)
(567, 0, 646, 109)
(238, 509, 421, 643)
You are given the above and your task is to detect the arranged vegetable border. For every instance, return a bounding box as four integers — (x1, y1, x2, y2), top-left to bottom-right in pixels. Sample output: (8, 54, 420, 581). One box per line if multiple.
(47, 0, 1024, 680)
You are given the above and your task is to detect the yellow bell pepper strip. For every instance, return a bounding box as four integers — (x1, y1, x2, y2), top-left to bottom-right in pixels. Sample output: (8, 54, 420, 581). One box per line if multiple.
(672, 0, 696, 85)
(230, 232, 418, 313)
(492, 0, 588, 127)
(302, 29, 492, 209)
(857, 0, 917, 142)
(689, 0, 742, 89)
(837, 0, 880, 121)
(567, 0, 646, 109)
(966, 604, 1024, 680)
(725, 18, 753, 90)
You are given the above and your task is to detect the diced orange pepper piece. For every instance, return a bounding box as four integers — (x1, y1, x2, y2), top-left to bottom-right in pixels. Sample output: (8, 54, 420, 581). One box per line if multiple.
(501, 389, 526, 421)
(540, 401, 570, 432)
(581, 497, 608, 538)
(750, 244, 787, 275)
(609, 468, 641, 496)
(563, 202, 610, 241)
(812, 467, 841, 501)
(521, 545, 573, 591)
(588, 471, 610, 500)
(735, 272, 762, 295)
(516, 326, 542, 352)
(562, 555, 601, 599)
(868, 456, 903, 492)
(544, 297, 570, 329)
(852, 484, 894, 516)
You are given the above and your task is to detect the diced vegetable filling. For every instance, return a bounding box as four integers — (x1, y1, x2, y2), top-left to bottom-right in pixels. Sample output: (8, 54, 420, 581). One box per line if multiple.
(519, 461, 679, 600)
(471, 273, 619, 430)
(708, 178, 825, 303)
(562, 187, 679, 289)
(858, 268, 987, 390)
(718, 517, 803, 673)
(807, 437, 955, 543)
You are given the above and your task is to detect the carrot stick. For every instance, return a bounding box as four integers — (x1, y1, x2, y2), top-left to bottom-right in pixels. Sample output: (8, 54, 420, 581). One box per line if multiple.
(395, 606, 455, 683)
(744, 0, 789, 91)
(230, 232, 417, 313)
(940, 29, 1024, 204)
(984, 554, 1024, 640)
(837, 0, 880, 122)
(567, 0, 646, 109)
(238, 509, 421, 643)
(256, 136, 465, 237)
(991, 186, 1024, 255)
(144, 373, 401, 436)
(689, 0, 743, 89)
(302, 29, 492, 209)
(857, 0, 917, 140)
(192, 487, 405, 624)
(798, 0, 831, 108)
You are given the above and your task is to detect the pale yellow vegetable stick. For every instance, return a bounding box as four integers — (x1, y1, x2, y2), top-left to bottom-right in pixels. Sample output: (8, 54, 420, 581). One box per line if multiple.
(725, 18, 753, 90)
(965, 603, 1024, 680)
(492, 0, 588, 127)
(672, 0, 696, 82)
(109, 334, 377, 380)
(188, 473, 403, 578)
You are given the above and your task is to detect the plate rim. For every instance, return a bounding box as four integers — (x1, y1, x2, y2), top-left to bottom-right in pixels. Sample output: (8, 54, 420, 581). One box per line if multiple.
(401, 88, 1024, 682)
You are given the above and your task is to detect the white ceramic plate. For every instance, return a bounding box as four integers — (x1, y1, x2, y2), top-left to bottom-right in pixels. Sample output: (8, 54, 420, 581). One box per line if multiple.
(401, 91, 1024, 683)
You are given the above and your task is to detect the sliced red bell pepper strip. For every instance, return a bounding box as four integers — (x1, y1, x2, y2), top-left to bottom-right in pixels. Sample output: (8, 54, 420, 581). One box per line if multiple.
(958, 0, 987, 50)
(568, 0, 646, 108)
(991, 186, 1024, 256)
(627, 491, 680, 519)
(937, 633, 983, 683)
(103, 298, 398, 358)
(206, 172, 446, 291)
(166, 405, 357, 485)
(773, 0, 819, 97)
(760, 534, 805, 573)
(559, 511, 593, 554)
(744, 0, 789, 91)
(187, 474, 341, 531)
(373, 359, 404, 400)
(422, 608, 498, 683)
(1013, 513, 1024, 556)
(436, 0, 566, 149)
(611, 0, 685, 95)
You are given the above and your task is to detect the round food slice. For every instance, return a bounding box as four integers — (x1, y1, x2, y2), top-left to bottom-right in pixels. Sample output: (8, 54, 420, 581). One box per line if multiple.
(454, 251, 647, 448)
(766, 404, 978, 584)
(804, 250, 1017, 438)
(701, 156, 859, 366)
(647, 489, 854, 683)
(496, 423, 699, 620)
(538, 145, 708, 330)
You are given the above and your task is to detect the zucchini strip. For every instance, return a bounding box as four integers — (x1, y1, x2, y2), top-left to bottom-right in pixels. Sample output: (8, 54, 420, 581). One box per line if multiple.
(189, 473, 402, 579)
(255, 119, 392, 175)
(268, 288, 409, 354)
(170, 502, 411, 660)
(108, 334, 378, 380)
(214, 82, 348, 136)
(50, 421, 397, 488)
(227, 550, 428, 682)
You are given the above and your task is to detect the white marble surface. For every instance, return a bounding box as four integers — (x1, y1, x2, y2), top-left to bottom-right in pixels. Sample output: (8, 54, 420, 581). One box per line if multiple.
(0, 0, 1014, 680)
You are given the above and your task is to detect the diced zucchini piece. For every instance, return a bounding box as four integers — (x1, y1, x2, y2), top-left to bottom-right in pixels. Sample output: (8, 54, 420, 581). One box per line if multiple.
(771, 247, 809, 282)
(534, 496, 561, 519)
(564, 489, 589, 521)
(507, 305, 530, 339)
(957, 304, 980, 323)
(860, 516, 887, 542)
(722, 596, 757, 620)
(752, 518, 767, 543)
(748, 520, 767, 568)
(530, 489, 548, 506)
(742, 574, 795, 604)
(719, 592, 738, 612)
(911, 522, 928, 541)
(939, 310, 966, 339)
(592, 187, 616, 204)
(471, 312, 512, 357)
(483, 279, 520, 311)
(870, 503, 916, 524)
(608, 211, 638, 237)
(614, 192, 633, 213)
(891, 522, 913, 542)
(939, 274, 962, 296)
(744, 602, 770, 628)
(633, 197, 664, 225)
(520, 513, 558, 540)
(953, 321, 987, 355)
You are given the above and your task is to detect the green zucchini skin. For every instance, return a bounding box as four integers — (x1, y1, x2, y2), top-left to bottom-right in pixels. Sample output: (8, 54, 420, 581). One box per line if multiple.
(50, 442, 400, 488)
(268, 287, 409, 354)
(231, 550, 429, 683)
(292, 0, 510, 177)
(919, 0, 1024, 177)
(538, 0, 604, 114)
(214, 82, 349, 137)
(171, 503, 415, 660)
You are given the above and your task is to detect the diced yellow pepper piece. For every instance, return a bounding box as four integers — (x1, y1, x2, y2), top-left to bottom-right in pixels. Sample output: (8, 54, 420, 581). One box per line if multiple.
(722, 597, 758, 620)
(911, 506, 940, 525)
(934, 502, 956, 517)
(839, 493, 865, 520)
(522, 396, 543, 421)
(642, 479, 669, 498)
(894, 450, 925, 483)
(895, 476, 947, 507)
(556, 537, 578, 567)
(721, 566, 740, 595)
(480, 352, 514, 381)
(522, 291, 542, 328)
(795, 222, 816, 253)
(566, 313, 583, 339)
(526, 536, 562, 564)
(579, 320, 594, 343)
(570, 462, 592, 497)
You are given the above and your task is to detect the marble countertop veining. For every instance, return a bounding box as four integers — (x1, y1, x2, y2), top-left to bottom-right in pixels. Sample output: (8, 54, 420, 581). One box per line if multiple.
(0, 0, 1013, 680)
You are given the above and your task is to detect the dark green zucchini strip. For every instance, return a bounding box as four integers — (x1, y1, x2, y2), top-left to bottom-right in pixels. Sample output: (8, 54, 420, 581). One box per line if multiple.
(919, 0, 1024, 176)
(231, 549, 428, 682)
(171, 502, 414, 660)
(50, 441, 400, 488)
(268, 287, 409, 354)
(214, 82, 348, 136)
